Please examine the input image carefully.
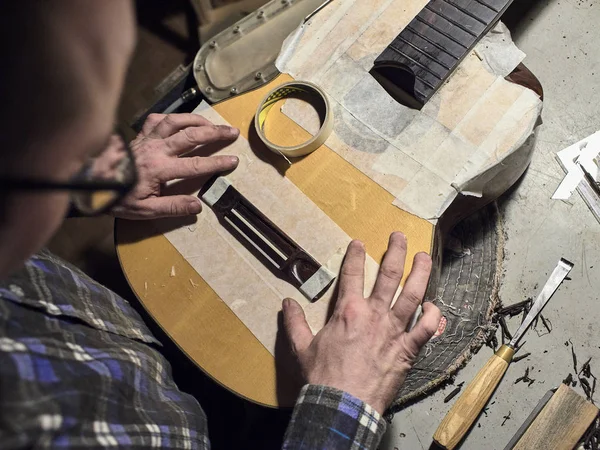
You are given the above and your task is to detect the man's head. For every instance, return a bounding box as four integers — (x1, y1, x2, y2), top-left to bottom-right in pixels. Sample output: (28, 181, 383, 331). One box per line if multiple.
(0, 0, 136, 276)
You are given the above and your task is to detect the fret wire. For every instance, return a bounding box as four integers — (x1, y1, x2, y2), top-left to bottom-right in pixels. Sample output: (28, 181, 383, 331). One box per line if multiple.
(414, 86, 428, 99)
(415, 15, 469, 50)
(424, 4, 478, 38)
(444, 0, 488, 25)
(471, 0, 500, 13)
(386, 45, 441, 86)
(395, 34, 452, 71)
(405, 25, 460, 60)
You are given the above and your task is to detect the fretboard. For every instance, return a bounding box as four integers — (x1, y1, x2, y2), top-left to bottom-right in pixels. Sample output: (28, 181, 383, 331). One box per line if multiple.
(372, 0, 514, 108)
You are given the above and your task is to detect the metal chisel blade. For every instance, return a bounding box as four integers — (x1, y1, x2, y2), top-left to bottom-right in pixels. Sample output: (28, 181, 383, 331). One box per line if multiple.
(509, 258, 573, 347)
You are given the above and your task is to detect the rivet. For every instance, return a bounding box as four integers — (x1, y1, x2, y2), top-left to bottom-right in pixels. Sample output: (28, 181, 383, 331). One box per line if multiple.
(230, 87, 238, 95)
(255, 72, 262, 80)
(257, 10, 264, 18)
(233, 26, 240, 33)
(209, 41, 217, 49)
(206, 87, 213, 93)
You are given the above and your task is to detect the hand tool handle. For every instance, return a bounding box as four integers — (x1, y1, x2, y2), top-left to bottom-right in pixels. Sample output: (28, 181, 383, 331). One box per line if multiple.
(433, 345, 515, 449)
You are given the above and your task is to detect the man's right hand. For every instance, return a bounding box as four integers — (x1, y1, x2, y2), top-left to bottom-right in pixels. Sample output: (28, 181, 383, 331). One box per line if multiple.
(282, 232, 442, 414)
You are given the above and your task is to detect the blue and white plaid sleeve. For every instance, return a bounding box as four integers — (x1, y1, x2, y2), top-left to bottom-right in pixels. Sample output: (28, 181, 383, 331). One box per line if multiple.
(283, 385, 387, 450)
(0, 250, 210, 449)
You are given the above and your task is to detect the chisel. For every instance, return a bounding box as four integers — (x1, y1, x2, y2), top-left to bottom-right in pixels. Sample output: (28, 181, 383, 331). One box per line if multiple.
(433, 258, 574, 449)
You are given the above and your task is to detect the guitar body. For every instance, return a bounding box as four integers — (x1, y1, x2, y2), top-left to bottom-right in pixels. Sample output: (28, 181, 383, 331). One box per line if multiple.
(116, 0, 543, 409)
(117, 73, 435, 407)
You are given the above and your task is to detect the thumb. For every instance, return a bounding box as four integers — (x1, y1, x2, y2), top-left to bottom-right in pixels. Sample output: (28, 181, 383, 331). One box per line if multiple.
(404, 301, 442, 357)
(282, 298, 313, 355)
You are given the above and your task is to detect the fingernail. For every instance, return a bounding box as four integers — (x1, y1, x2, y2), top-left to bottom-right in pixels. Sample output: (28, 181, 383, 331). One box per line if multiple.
(230, 156, 239, 165)
(350, 239, 364, 249)
(230, 127, 240, 137)
(188, 199, 202, 214)
(393, 231, 406, 242)
(282, 298, 291, 310)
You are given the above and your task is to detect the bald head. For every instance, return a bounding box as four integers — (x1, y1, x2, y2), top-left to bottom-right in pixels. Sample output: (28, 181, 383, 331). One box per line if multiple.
(0, 0, 135, 175)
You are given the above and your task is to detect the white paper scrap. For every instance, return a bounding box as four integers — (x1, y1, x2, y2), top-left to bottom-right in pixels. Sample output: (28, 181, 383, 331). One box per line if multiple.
(552, 131, 600, 200)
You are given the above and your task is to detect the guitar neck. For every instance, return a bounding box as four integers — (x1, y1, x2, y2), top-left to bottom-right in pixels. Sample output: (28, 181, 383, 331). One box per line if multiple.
(372, 0, 515, 108)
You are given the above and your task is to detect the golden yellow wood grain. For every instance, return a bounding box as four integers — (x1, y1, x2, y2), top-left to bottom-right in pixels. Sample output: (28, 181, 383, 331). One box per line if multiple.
(434, 346, 514, 449)
(513, 384, 598, 450)
(116, 74, 434, 407)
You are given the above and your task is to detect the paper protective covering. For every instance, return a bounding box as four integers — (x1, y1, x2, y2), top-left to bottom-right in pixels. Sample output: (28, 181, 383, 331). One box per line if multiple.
(277, 0, 542, 221)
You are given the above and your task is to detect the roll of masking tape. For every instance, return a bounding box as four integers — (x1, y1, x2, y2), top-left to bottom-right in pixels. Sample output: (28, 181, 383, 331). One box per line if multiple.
(255, 81, 333, 158)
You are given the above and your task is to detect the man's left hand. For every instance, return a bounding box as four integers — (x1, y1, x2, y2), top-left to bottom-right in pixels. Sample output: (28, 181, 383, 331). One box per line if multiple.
(111, 113, 239, 220)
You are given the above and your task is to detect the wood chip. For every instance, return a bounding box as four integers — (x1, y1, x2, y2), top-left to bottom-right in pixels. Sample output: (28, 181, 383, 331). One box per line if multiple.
(563, 373, 574, 386)
(499, 316, 513, 341)
(170, 266, 176, 277)
(540, 314, 552, 333)
(485, 330, 498, 351)
(581, 358, 593, 378)
(513, 352, 531, 363)
(515, 366, 535, 386)
(572, 341, 579, 373)
(582, 378, 593, 401)
(444, 382, 465, 403)
(515, 340, 527, 354)
(497, 299, 532, 317)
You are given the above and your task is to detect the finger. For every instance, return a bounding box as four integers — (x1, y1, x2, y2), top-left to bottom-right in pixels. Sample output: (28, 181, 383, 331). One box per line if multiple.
(131, 195, 202, 219)
(403, 302, 442, 358)
(282, 298, 313, 355)
(370, 232, 407, 309)
(152, 114, 215, 138)
(157, 155, 239, 182)
(392, 252, 432, 329)
(141, 113, 167, 136)
(165, 125, 240, 156)
(335, 240, 366, 310)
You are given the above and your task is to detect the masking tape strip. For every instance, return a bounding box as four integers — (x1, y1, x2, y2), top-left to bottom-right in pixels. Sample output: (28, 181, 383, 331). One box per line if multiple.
(202, 176, 231, 207)
(299, 265, 336, 300)
(254, 81, 333, 158)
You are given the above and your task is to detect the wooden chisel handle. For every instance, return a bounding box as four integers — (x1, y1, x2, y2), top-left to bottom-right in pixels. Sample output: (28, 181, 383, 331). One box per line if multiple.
(433, 345, 515, 449)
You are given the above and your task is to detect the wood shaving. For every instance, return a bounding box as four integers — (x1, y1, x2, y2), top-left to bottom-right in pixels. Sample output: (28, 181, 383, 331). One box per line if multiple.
(443, 382, 465, 403)
(513, 352, 531, 363)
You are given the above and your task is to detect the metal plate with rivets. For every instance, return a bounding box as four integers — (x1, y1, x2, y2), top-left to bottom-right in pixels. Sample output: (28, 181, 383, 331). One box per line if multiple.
(193, 0, 327, 103)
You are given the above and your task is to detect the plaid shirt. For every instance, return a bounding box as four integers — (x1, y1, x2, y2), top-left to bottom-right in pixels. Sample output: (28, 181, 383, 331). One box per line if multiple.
(283, 385, 386, 450)
(0, 250, 386, 449)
